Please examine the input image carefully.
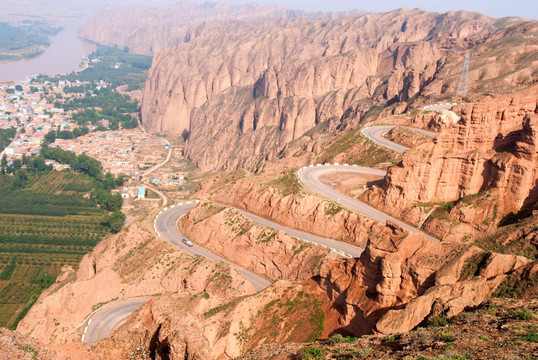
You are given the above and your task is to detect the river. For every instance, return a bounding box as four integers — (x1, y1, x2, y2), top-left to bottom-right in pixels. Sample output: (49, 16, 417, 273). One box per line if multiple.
(0, 21, 96, 82)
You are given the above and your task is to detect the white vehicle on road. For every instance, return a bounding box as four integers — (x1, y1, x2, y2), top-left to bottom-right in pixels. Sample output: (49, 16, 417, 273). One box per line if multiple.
(182, 237, 194, 247)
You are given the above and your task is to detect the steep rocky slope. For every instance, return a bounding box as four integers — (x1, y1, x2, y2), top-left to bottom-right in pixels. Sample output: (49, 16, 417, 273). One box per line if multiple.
(81, 220, 535, 359)
(16, 216, 254, 346)
(79, 1, 364, 55)
(365, 87, 538, 241)
(195, 173, 374, 246)
(237, 298, 538, 360)
(181, 202, 330, 281)
(140, 9, 535, 172)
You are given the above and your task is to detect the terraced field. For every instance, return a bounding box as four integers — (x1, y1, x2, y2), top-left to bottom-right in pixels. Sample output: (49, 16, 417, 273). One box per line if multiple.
(0, 171, 109, 329)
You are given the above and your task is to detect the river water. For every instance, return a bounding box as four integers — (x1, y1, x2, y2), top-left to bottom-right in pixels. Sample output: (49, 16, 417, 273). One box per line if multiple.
(0, 21, 96, 82)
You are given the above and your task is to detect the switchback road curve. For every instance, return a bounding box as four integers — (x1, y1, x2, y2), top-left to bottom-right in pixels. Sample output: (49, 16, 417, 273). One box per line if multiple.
(360, 125, 436, 154)
(297, 165, 439, 243)
(82, 124, 436, 344)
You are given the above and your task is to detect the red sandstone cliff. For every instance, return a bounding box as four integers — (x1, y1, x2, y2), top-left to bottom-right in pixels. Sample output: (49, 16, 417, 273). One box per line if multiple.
(366, 88, 538, 240)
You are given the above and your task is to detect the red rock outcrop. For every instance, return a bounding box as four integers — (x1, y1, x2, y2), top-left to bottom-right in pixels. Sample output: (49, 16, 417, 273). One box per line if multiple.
(201, 177, 373, 246)
(181, 204, 330, 281)
(16, 220, 254, 345)
(318, 221, 532, 335)
(90, 280, 335, 360)
(366, 89, 538, 238)
(0, 328, 70, 360)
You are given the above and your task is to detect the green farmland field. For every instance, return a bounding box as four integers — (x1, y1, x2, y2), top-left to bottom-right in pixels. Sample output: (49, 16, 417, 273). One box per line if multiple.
(0, 171, 109, 329)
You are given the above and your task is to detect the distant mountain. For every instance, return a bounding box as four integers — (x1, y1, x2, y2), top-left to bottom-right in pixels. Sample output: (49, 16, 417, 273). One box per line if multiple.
(79, 0, 366, 54)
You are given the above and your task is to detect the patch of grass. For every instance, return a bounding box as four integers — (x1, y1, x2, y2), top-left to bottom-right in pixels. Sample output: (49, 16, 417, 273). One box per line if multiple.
(203, 301, 235, 318)
(459, 254, 483, 281)
(505, 308, 536, 320)
(307, 299, 325, 342)
(438, 330, 456, 342)
(324, 202, 343, 216)
(18, 344, 37, 359)
(203, 292, 210, 299)
(257, 230, 277, 244)
(301, 345, 323, 359)
(429, 314, 450, 328)
(518, 331, 538, 342)
(347, 347, 373, 357)
(327, 334, 358, 344)
(493, 274, 538, 298)
(268, 171, 302, 197)
(384, 334, 401, 342)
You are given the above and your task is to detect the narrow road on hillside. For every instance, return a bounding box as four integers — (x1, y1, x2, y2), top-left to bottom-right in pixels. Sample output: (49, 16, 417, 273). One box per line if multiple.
(298, 165, 439, 242)
(232, 207, 362, 258)
(155, 202, 272, 291)
(84, 124, 437, 344)
(141, 137, 172, 178)
(83, 298, 149, 345)
(361, 126, 436, 154)
(299, 124, 438, 242)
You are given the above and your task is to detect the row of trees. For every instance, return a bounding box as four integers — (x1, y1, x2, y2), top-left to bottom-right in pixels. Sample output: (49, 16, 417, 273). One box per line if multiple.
(2, 143, 128, 233)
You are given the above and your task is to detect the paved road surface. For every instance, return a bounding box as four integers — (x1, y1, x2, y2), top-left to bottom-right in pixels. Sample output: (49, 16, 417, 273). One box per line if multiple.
(361, 126, 436, 154)
(81, 124, 437, 344)
(423, 103, 456, 112)
(156, 203, 272, 291)
(298, 165, 438, 243)
(230, 206, 363, 258)
(83, 298, 148, 344)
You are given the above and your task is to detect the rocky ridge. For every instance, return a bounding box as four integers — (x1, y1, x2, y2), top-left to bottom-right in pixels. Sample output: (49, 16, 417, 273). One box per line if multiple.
(84, 219, 537, 359)
(137, 8, 536, 173)
(181, 202, 330, 281)
(365, 88, 538, 241)
(16, 218, 254, 346)
(196, 175, 374, 246)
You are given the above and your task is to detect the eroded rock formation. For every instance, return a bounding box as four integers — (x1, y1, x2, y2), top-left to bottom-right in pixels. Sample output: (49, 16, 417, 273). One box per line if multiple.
(139, 10, 535, 172)
(366, 89, 538, 239)
(318, 221, 533, 335)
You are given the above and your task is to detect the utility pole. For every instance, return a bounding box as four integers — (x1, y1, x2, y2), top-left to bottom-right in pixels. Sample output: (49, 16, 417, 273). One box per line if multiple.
(456, 51, 470, 97)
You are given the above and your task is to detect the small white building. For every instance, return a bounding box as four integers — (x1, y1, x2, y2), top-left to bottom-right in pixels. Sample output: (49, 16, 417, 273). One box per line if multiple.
(4, 145, 17, 156)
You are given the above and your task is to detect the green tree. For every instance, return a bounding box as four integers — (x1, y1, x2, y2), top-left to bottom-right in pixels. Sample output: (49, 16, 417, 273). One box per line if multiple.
(12, 158, 22, 170)
(44, 130, 56, 143)
(15, 85, 23, 92)
(107, 210, 125, 233)
(1, 155, 7, 174)
(12, 170, 28, 189)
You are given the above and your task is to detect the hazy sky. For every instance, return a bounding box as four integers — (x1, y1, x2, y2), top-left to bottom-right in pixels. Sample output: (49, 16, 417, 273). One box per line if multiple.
(221, 0, 538, 19)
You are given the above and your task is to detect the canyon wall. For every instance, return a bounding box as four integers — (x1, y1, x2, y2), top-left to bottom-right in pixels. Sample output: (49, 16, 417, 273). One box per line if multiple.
(139, 10, 535, 172)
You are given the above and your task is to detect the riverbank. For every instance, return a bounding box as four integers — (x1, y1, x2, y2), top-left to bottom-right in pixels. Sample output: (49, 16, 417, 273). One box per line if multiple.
(0, 21, 95, 82)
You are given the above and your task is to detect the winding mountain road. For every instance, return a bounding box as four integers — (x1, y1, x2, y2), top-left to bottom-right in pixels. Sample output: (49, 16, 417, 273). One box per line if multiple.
(361, 125, 436, 154)
(155, 202, 272, 291)
(298, 165, 439, 243)
(83, 298, 149, 345)
(82, 124, 437, 344)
